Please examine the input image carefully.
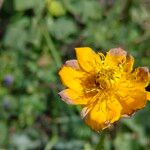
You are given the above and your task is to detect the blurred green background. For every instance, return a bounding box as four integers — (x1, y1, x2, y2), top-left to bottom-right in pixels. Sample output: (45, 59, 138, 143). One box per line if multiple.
(0, 0, 150, 149)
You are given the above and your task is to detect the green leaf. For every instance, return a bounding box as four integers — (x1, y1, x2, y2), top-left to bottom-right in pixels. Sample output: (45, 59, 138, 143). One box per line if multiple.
(49, 17, 78, 40)
(14, 0, 36, 11)
(10, 134, 41, 150)
(122, 119, 147, 146)
(64, 0, 102, 22)
(114, 133, 140, 150)
(0, 123, 7, 145)
(3, 17, 30, 50)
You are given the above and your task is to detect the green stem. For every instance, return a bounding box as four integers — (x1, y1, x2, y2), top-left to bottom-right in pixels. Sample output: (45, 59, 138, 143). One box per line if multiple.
(95, 131, 106, 150)
(42, 25, 62, 68)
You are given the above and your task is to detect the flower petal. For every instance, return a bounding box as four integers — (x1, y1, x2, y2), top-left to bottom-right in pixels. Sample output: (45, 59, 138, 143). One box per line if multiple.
(107, 98, 122, 123)
(81, 106, 91, 119)
(58, 89, 89, 105)
(59, 66, 84, 91)
(118, 90, 147, 115)
(75, 47, 101, 72)
(84, 98, 122, 131)
(123, 54, 134, 73)
(133, 67, 150, 87)
(105, 47, 127, 66)
(147, 91, 150, 101)
(65, 59, 79, 69)
(84, 101, 107, 130)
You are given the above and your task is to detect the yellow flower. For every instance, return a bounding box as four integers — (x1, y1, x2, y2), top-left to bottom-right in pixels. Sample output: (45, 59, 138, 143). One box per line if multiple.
(58, 47, 150, 131)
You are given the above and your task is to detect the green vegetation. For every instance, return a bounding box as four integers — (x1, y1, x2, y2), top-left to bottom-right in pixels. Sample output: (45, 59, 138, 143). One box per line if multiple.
(0, 0, 150, 149)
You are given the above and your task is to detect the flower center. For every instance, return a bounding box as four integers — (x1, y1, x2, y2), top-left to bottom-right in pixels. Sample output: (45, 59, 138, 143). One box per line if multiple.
(95, 68, 120, 90)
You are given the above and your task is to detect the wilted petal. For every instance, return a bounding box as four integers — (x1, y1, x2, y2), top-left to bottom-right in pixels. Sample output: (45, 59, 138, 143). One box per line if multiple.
(58, 89, 75, 104)
(133, 67, 150, 87)
(59, 89, 89, 105)
(123, 54, 134, 72)
(81, 106, 91, 119)
(65, 59, 80, 69)
(105, 47, 127, 66)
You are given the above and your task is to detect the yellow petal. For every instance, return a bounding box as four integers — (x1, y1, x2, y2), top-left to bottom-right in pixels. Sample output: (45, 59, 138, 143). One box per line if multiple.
(128, 91, 147, 109)
(118, 90, 147, 115)
(84, 101, 107, 131)
(59, 89, 89, 105)
(123, 54, 134, 73)
(147, 91, 150, 101)
(133, 67, 150, 87)
(107, 98, 122, 123)
(59, 66, 84, 91)
(84, 98, 122, 131)
(105, 47, 127, 66)
(75, 47, 101, 72)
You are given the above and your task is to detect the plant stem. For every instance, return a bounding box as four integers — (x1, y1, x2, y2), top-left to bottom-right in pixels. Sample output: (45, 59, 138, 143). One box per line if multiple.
(95, 131, 105, 150)
(42, 25, 62, 68)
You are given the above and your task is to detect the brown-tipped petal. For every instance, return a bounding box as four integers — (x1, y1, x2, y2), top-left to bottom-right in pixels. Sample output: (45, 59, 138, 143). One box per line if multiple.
(124, 54, 134, 73)
(122, 114, 131, 118)
(65, 59, 80, 69)
(122, 112, 135, 118)
(108, 47, 127, 56)
(58, 89, 89, 105)
(105, 47, 127, 66)
(58, 90, 74, 105)
(81, 107, 91, 119)
(135, 67, 150, 87)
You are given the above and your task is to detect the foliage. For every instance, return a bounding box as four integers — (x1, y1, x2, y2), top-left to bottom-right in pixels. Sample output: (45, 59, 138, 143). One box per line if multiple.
(0, 0, 150, 149)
